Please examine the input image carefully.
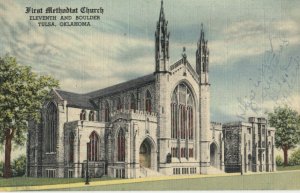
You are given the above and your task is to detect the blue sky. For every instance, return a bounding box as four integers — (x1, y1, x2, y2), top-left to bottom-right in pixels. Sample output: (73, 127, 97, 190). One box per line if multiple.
(1, 0, 300, 125)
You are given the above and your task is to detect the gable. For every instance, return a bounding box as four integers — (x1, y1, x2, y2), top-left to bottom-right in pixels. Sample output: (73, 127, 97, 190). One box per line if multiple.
(54, 89, 96, 110)
(170, 58, 199, 83)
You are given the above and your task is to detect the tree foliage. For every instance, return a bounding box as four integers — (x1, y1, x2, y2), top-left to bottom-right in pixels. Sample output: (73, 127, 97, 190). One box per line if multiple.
(268, 106, 300, 166)
(289, 148, 300, 166)
(0, 155, 27, 177)
(0, 54, 59, 177)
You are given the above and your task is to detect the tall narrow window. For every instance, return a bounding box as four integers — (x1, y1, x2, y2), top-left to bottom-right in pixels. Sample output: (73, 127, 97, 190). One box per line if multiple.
(89, 111, 95, 121)
(145, 90, 152, 112)
(116, 97, 122, 110)
(171, 91, 178, 139)
(181, 148, 186, 158)
(69, 133, 74, 163)
(117, 129, 125, 161)
(80, 110, 86, 120)
(88, 131, 99, 161)
(171, 147, 178, 158)
(187, 95, 194, 140)
(189, 148, 193, 158)
(46, 102, 57, 153)
(171, 83, 194, 140)
(130, 94, 136, 111)
(180, 105, 186, 139)
(104, 101, 110, 122)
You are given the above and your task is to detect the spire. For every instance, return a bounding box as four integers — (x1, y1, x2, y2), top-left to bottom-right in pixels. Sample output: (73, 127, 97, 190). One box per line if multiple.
(196, 24, 209, 84)
(200, 23, 205, 41)
(155, 0, 170, 73)
(159, 0, 165, 22)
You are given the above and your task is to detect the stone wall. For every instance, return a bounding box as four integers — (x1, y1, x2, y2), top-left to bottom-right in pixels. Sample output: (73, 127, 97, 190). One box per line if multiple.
(223, 125, 241, 173)
(97, 83, 156, 122)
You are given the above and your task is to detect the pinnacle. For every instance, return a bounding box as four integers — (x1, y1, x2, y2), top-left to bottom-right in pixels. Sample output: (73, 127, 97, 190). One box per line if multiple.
(159, 0, 165, 21)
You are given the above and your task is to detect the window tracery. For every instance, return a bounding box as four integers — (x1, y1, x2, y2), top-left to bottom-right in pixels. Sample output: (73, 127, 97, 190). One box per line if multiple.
(88, 131, 100, 161)
(171, 83, 194, 140)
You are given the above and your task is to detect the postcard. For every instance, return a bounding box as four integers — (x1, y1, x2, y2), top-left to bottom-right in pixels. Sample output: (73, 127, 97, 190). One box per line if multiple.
(0, 0, 300, 191)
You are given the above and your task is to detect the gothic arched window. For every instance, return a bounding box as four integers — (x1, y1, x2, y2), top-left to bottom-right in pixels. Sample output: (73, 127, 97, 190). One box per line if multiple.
(145, 90, 152, 112)
(80, 110, 86, 120)
(88, 131, 100, 161)
(46, 102, 57, 153)
(89, 111, 95, 121)
(116, 97, 122, 110)
(69, 133, 75, 163)
(170, 83, 195, 140)
(130, 94, 136, 111)
(117, 129, 125, 162)
(104, 101, 110, 122)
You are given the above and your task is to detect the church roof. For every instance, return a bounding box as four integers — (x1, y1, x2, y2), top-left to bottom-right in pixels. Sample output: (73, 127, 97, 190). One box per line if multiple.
(55, 89, 95, 110)
(87, 73, 155, 99)
(54, 74, 155, 109)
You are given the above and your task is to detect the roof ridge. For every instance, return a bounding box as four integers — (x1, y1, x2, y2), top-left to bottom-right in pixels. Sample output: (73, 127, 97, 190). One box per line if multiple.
(87, 73, 155, 98)
(56, 89, 90, 96)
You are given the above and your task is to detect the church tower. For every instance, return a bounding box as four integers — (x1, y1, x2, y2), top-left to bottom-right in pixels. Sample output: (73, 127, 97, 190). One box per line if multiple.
(155, 0, 170, 73)
(196, 24, 211, 174)
(154, 0, 170, 173)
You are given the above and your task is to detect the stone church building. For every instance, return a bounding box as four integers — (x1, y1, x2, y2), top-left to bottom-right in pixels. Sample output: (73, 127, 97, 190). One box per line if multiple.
(26, 1, 275, 178)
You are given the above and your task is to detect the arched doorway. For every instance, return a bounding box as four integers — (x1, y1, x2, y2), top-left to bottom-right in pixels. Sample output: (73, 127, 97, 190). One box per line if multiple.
(139, 139, 152, 168)
(210, 143, 218, 168)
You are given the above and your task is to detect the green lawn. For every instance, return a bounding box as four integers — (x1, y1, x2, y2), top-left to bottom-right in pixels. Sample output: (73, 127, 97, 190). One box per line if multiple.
(59, 171, 300, 191)
(1, 170, 300, 190)
(277, 165, 300, 171)
(0, 176, 114, 187)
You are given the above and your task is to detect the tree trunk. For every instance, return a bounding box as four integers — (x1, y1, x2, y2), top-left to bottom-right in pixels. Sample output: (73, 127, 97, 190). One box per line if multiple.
(283, 146, 288, 166)
(3, 128, 14, 178)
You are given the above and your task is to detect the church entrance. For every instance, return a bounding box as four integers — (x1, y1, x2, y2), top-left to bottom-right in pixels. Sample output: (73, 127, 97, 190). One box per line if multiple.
(210, 143, 218, 168)
(139, 139, 151, 168)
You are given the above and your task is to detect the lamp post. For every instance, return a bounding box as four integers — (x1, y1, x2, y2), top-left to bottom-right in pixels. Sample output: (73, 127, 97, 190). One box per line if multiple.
(86, 142, 90, 185)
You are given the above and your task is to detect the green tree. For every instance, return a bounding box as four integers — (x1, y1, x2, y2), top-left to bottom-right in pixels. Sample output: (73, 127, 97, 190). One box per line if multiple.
(12, 155, 26, 177)
(0, 55, 59, 178)
(268, 106, 300, 166)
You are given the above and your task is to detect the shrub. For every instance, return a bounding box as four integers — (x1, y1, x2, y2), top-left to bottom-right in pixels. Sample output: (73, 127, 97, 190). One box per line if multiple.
(289, 148, 300, 166)
(276, 155, 283, 166)
(12, 155, 26, 177)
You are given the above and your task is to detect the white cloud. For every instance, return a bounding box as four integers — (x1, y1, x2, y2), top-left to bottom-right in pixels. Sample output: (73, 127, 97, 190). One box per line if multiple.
(208, 19, 300, 65)
(262, 94, 300, 114)
(0, 0, 156, 93)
